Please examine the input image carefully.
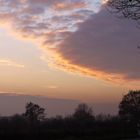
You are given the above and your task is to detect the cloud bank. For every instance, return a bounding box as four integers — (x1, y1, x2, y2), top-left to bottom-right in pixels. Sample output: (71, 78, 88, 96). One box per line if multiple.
(0, 0, 140, 83)
(53, 8, 140, 82)
(0, 93, 118, 116)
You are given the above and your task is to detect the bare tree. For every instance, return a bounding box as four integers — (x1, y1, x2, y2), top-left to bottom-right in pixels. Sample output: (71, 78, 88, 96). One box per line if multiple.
(108, 0, 140, 21)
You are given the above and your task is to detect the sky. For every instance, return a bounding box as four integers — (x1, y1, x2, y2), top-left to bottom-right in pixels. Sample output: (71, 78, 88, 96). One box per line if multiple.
(0, 0, 140, 114)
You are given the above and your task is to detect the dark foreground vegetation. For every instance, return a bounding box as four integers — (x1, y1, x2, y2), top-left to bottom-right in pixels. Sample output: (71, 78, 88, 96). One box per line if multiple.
(0, 90, 140, 140)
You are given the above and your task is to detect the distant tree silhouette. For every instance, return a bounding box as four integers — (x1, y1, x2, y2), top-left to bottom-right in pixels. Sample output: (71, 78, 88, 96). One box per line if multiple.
(119, 90, 140, 126)
(108, 0, 140, 21)
(73, 103, 94, 120)
(23, 102, 46, 123)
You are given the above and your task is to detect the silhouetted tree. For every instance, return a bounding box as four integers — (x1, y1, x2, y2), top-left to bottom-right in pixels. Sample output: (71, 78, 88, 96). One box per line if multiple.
(108, 0, 140, 21)
(23, 102, 46, 123)
(119, 90, 140, 126)
(73, 103, 94, 120)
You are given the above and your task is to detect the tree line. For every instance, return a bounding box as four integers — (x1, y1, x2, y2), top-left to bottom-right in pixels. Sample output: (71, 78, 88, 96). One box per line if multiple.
(0, 90, 139, 139)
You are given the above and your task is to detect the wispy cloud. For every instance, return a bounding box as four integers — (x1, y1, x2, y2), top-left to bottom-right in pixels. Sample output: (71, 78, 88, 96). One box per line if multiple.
(52, 1, 87, 11)
(0, 59, 25, 68)
(47, 85, 58, 89)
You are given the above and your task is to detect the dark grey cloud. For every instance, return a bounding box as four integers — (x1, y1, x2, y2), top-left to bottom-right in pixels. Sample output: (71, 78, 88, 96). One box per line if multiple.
(0, 93, 118, 116)
(0, 93, 79, 117)
(55, 8, 140, 81)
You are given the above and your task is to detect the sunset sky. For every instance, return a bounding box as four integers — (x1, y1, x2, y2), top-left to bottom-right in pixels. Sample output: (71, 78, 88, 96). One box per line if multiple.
(0, 0, 140, 113)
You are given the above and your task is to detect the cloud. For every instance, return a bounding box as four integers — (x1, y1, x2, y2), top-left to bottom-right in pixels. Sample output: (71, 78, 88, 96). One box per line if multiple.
(0, 0, 140, 84)
(0, 93, 119, 116)
(43, 85, 58, 89)
(0, 0, 94, 41)
(52, 1, 86, 11)
(52, 7, 140, 82)
(0, 59, 25, 68)
(0, 93, 80, 117)
(48, 86, 58, 89)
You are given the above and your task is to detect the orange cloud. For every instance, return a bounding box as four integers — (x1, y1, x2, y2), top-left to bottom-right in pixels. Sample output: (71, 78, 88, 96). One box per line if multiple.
(102, 0, 109, 4)
(41, 49, 126, 85)
(53, 1, 87, 11)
